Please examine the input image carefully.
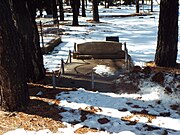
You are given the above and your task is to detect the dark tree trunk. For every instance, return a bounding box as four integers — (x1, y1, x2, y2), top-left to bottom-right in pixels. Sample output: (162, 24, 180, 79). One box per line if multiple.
(59, 0, 64, 21)
(70, 0, 79, 26)
(0, 1, 29, 111)
(36, 0, 43, 17)
(86, 0, 88, 7)
(155, 0, 178, 67)
(65, 0, 70, 6)
(136, 0, 139, 13)
(92, 0, 100, 22)
(52, 0, 58, 24)
(28, 1, 46, 81)
(105, 0, 109, 8)
(12, 0, 45, 82)
(151, 0, 153, 12)
(82, 0, 86, 17)
(45, 0, 52, 14)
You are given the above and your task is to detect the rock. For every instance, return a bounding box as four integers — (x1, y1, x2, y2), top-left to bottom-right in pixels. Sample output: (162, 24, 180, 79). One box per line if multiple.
(142, 66, 152, 75)
(177, 84, 180, 88)
(132, 66, 142, 72)
(170, 104, 180, 110)
(118, 108, 128, 112)
(97, 118, 110, 124)
(156, 100, 161, 104)
(151, 72, 164, 85)
(117, 82, 140, 94)
(164, 87, 173, 94)
(160, 112, 171, 117)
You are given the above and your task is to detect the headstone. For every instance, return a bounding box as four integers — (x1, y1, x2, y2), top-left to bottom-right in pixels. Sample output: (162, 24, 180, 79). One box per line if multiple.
(106, 36, 119, 42)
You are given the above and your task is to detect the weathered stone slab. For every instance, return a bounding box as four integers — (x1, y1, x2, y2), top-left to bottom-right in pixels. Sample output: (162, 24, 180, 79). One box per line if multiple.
(74, 51, 125, 59)
(76, 41, 122, 55)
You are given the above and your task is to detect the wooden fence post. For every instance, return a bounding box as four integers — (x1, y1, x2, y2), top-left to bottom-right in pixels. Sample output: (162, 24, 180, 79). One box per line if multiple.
(124, 42, 129, 70)
(74, 42, 76, 52)
(69, 50, 72, 63)
(91, 70, 95, 89)
(61, 58, 64, 74)
(52, 71, 56, 89)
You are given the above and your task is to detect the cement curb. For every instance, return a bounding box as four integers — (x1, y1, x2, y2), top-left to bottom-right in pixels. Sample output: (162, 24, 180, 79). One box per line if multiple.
(42, 37, 61, 54)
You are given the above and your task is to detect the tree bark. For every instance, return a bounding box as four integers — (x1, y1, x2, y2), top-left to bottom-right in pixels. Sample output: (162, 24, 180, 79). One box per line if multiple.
(82, 0, 86, 17)
(151, 0, 153, 12)
(70, 0, 79, 26)
(52, 0, 58, 24)
(0, 0, 29, 111)
(105, 0, 109, 8)
(92, 0, 100, 22)
(155, 0, 178, 67)
(65, 0, 70, 6)
(11, 0, 45, 82)
(45, 0, 52, 14)
(136, 0, 139, 13)
(59, 0, 64, 21)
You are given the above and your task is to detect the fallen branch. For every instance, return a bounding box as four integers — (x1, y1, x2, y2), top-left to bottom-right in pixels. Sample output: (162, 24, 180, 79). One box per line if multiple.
(28, 83, 77, 91)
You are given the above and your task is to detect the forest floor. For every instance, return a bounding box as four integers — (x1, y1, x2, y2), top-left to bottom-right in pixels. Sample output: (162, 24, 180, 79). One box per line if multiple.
(1, 64, 180, 135)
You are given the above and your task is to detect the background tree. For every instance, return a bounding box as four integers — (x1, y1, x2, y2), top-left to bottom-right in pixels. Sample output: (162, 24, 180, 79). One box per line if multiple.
(52, 0, 58, 24)
(65, 0, 70, 5)
(59, 0, 65, 21)
(0, 0, 29, 111)
(82, 0, 86, 17)
(136, 0, 139, 13)
(155, 0, 178, 67)
(35, 0, 44, 17)
(123, 0, 135, 5)
(44, 0, 52, 14)
(70, 0, 80, 26)
(92, 0, 100, 22)
(151, 0, 153, 12)
(105, 0, 110, 8)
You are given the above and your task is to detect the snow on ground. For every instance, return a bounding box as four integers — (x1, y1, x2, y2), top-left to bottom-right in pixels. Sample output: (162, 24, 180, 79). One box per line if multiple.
(42, 2, 180, 72)
(42, 4, 160, 72)
(4, 72, 180, 135)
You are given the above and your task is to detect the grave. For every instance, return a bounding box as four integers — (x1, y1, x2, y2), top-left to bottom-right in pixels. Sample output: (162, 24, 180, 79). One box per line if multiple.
(73, 41, 125, 59)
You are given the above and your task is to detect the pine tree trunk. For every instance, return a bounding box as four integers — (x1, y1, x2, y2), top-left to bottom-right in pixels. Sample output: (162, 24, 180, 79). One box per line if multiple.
(52, 0, 58, 24)
(70, 0, 79, 26)
(0, 1, 29, 111)
(151, 0, 153, 12)
(59, 0, 64, 21)
(136, 0, 139, 13)
(105, 0, 109, 8)
(11, 0, 45, 82)
(65, 0, 70, 6)
(82, 0, 86, 17)
(155, 0, 178, 67)
(92, 0, 100, 22)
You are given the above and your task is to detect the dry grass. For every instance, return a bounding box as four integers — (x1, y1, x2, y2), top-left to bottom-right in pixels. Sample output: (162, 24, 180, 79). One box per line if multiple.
(74, 126, 99, 134)
(0, 82, 77, 135)
(0, 97, 65, 135)
(145, 61, 180, 74)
